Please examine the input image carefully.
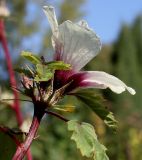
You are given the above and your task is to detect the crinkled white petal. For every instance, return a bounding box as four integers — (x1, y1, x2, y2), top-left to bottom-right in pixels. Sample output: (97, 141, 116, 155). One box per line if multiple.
(43, 6, 58, 36)
(57, 20, 101, 70)
(81, 71, 136, 95)
(43, 6, 101, 71)
(78, 20, 90, 29)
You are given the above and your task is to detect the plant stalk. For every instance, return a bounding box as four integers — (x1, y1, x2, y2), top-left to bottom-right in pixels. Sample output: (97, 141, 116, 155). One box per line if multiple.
(0, 19, 23, 126)
(12, 105, 45, 160)
(0, 19, 32, 160)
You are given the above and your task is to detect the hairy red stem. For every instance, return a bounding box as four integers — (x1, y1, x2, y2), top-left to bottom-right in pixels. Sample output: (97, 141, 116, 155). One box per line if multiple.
(12, 105, 45, 160)
(0, 19, 32, 160)
(12, 116, 40, 160)
(12, 117, 40, 160)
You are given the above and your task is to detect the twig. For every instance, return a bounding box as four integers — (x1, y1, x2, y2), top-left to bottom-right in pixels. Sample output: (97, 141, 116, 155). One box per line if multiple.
(45, 110, 69, 122)
(0, 99, 32, 103)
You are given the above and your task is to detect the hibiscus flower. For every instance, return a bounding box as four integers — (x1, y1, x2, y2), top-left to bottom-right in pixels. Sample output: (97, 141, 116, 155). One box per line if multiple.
(43, 6, 135, 95)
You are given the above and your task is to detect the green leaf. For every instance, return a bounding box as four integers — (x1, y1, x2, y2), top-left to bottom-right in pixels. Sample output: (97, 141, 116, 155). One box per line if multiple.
(21, 51, 41, 64)
(45, 61, 71, 70)
(67, 120, 109, 160)
(75, 89, 117, 131)
(34, 64, 53, 82)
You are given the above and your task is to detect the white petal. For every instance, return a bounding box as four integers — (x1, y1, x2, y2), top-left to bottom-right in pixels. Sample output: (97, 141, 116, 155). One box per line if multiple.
(43, 6, 58, 36)
(57, 21, 101, 71)
(78, 20, 89, 29)
(79, 71, 136, 95)
(43, 6, 101, 71)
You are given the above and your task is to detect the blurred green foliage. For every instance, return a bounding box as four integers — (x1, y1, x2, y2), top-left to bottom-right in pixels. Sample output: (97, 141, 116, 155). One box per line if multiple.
(86, 15, 142, 160)
(107, 16, 142, 160)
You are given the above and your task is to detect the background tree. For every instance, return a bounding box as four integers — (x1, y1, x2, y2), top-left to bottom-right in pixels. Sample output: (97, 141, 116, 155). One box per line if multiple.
(106, 15, 142, 160)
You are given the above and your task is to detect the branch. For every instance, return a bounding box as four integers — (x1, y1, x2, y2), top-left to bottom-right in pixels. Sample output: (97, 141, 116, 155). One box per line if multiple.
(0, 99, 32, 103)
(46, 110, 69, 122)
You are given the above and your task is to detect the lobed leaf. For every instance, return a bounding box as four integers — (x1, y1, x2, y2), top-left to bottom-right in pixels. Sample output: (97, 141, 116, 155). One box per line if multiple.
(75, 89, 117, 131)
(67, 120, 109, 160)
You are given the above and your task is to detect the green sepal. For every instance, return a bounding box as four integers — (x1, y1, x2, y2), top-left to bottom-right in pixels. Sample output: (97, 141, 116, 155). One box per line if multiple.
(34, 64, 53, 82)
(21, 51, 41, 64)
(45, 61, 71, 70)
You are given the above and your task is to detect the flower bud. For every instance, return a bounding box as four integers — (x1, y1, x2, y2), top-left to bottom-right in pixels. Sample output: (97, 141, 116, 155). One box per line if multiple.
(0, 0, 10, 19)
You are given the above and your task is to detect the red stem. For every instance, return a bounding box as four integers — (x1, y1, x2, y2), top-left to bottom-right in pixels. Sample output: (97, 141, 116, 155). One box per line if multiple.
(0, 19, 32, 160)
(12, 109, 44, 160)
(0, 19, 22, 126)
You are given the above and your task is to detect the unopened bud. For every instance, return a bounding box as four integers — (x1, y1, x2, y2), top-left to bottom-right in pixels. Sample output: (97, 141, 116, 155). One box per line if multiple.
(0, 0, 10, 18)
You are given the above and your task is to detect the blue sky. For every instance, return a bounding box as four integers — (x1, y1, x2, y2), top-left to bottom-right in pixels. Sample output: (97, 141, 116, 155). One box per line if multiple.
(22, 0, 142, 53)
(84, 0, 142, 43)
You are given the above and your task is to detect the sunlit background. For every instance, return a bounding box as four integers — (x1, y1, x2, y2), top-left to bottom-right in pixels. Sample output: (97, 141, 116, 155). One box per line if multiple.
(0, 0, 142, 159)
